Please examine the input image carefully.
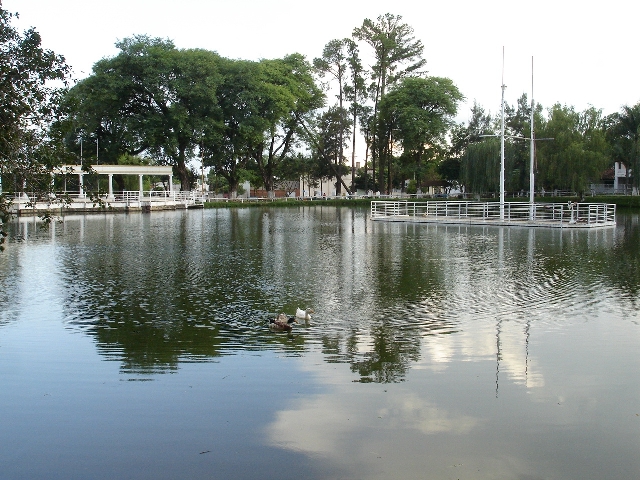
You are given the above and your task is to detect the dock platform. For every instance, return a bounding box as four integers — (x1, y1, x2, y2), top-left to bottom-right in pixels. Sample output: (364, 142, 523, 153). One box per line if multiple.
(371, 200, 616, 229)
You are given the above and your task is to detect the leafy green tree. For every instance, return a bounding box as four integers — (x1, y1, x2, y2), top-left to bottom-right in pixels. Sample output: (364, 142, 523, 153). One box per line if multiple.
(447, 102, 493, 191)
(62, 36, 223, 190)
(456, 97, 549, 196)
(353, 13, 427, 193)
(314, 39, 349, 110)
(536, 104, 609, 194)
(459, 137, 501, 194)
(0, 7, 69, 167)
(449, 102, 493, 159)
(344, 39, 367, 191)
(246, 54, 324, 196)
(437, 157, 461, 188)
(202, 57, 260, 196)
(607, 103, 640, 188)
(378, 77, 463, 192)
(0, 6, 70, 249)
(503, 94, 531, 192)
(314, 39, 352, 194)
(309, 106, 352, 191)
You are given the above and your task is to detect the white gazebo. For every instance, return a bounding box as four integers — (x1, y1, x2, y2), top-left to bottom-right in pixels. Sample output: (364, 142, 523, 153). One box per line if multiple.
(56, 164, 174, 200)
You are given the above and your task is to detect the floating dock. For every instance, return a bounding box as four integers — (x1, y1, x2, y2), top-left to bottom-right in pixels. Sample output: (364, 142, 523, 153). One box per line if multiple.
(371, 200, 616, 228)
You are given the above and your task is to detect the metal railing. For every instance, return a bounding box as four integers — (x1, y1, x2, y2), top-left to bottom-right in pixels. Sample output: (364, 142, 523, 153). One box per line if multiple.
(371, 201, 616, 227)
(7, 190, 206, 203)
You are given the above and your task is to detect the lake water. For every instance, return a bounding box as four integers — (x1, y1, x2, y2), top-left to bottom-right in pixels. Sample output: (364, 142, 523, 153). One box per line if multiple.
(1, 207, 639, 480)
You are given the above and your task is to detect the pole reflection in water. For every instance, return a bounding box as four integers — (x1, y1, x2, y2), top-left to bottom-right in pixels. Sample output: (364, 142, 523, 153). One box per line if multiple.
(0, 208, 638, 480)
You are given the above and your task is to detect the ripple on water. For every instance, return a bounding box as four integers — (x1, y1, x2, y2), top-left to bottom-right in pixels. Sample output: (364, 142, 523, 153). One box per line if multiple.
(45, 210, 635, 368)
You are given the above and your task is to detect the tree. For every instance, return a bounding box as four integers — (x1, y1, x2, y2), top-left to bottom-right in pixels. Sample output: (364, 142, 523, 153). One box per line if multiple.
(536, 104, 609, 194)
(449, 102, 493, 159)
(378, 76, 463, 192)
(314, 39, 351, 194)
(344, 39, 367, 192)
(459, 137, 501, 194)
(607, 103, 640, 188)
(62, 36, 223, 190)
(446, 103, 493, 192)
(203, 57, 260, 196)
(0, 6, 70, 249)
(502, 93, 545, 193)
(247, 54, 325, 196)
(314, 39, 349, 110)
(310, 106, 352, 190)
(353, 13, 427, 193)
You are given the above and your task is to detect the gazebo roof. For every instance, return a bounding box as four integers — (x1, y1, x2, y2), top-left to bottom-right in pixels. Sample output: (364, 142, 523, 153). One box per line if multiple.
(56, 164, 173, 176)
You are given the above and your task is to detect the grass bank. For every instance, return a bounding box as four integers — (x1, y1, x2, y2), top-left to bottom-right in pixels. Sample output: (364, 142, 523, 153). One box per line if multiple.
(531, 195, 640, 210)
(204, 198, 374, 208)
(204, 195, 640, 210)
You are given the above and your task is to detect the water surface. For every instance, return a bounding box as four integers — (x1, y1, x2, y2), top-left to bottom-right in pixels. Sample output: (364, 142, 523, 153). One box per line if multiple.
(1, 207, 639, 479)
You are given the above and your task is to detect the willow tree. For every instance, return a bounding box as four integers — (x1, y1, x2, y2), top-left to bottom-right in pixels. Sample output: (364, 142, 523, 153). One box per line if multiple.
(536, 104, 609, 194)
(459, 138, 500, 194)
(353, 13, 427, 193)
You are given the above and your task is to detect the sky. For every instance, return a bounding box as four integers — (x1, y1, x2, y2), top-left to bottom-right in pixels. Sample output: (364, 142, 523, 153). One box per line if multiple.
(6, 0, 639, 123)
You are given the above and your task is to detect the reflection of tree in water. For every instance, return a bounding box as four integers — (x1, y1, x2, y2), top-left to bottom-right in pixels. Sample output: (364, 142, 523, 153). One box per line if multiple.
(319, 322, 422, 383)
(523, 217, 640, 312)
(50, 209, 640, 379)
(349, 323, 421, 383)
(59, 211, 307, 374)
(607, 214, 640, 305)
(327, 225, 457, 383)
(306, 223, 463, 383)
(0, 249, 21, 327)
(70, 283, 305, 374)
(93, 315, 221, 375)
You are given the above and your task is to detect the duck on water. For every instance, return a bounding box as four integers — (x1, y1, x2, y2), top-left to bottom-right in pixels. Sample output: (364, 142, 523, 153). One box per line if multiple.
(295, 308, 314, 321)
(269, 313, 298, 331)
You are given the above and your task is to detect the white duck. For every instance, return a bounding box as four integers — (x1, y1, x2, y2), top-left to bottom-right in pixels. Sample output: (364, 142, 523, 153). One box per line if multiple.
(295, 308, 314, 321)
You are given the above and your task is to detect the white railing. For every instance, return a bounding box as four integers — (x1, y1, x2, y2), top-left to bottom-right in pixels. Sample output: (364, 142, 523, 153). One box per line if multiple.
(371, 201, 616, 227)
(6, 190, 208, 209)
(114, 190, 205, 202)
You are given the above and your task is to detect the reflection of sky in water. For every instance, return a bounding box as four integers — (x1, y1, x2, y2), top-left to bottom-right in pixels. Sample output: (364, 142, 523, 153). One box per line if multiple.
(266, 311, 638, 479)
(1, 210, 639, 479)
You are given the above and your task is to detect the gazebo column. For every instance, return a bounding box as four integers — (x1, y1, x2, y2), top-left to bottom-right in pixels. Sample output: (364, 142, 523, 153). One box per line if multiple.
(78, 173, 85, 198)
(107, 174, 115, 201)
(169, 175, 174, 197)
(139, 174, 144, 200)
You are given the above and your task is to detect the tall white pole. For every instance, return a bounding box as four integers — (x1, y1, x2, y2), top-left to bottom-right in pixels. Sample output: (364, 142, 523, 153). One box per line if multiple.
(529, 56, 535, 219)
(201, 141, 204, 195)
(500, 47, 506, 221)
